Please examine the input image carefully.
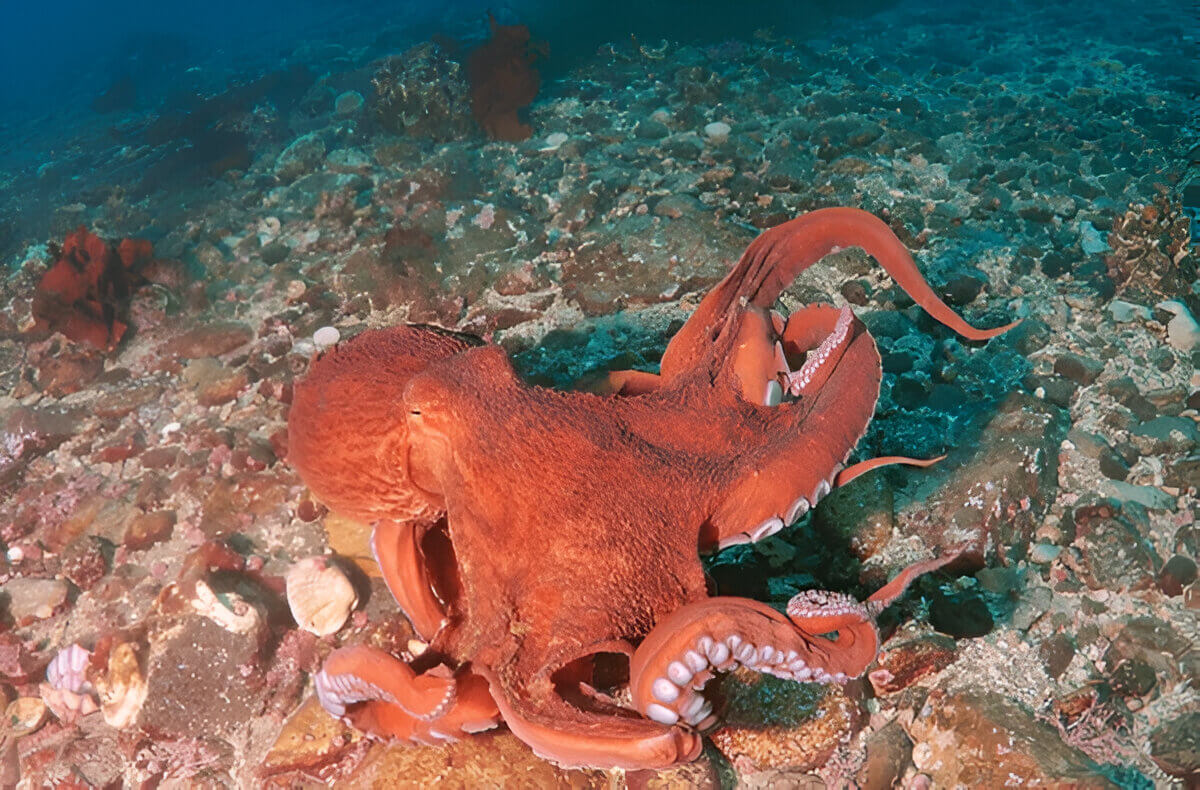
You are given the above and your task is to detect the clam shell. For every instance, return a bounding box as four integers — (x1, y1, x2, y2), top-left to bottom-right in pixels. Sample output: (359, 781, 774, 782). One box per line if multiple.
(1, 697, 48, 737)
(286, 556, 358, 637)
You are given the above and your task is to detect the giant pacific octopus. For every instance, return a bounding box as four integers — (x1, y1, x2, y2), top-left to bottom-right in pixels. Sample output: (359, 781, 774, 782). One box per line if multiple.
(287, 207, 1017, 769)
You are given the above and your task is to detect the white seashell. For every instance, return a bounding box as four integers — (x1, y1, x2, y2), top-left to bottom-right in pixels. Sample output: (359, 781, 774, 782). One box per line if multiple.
(286, 556, 358, 637)
(46, 644, 91, 693)
(540, 132, 569, 151)
(313, 326, 341, 349)
(192, 579, 264, 635)
(704, 121, 731, 142)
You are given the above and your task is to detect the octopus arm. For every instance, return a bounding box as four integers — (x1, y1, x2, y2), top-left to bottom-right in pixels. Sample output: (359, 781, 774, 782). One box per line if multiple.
(659, 207, 1018, 389)
(314, 645, 500, 744)
(475, 664, 702, 770)
(628, 553, 959, 730)
(371, 519, 450, 641)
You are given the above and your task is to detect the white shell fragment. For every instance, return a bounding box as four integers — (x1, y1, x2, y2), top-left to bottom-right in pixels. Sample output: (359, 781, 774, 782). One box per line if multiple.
(1156, 300, 1200, 352)
(703, 121, 731, 143)
(192, 579, 263, 635)
(46, 643, 91, 693)
(286, 556, 358, 637)
(95, 642, 148, 730)
(313, 325, 341, 350)
(540, 132, 569, 151)
(1, 697, 48, 738)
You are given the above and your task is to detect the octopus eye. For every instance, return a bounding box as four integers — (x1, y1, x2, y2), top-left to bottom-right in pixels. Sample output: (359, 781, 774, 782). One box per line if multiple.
(409, 409, 421, 415)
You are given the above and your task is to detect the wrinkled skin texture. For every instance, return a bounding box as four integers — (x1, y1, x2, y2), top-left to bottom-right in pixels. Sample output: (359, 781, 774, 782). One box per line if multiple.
(288, 208, 1015, 769)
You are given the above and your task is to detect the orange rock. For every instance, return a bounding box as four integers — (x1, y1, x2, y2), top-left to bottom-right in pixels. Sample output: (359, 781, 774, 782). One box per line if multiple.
(159, 320, 254, 359)
(124, 510, 177, 551)
(261, 696, 363, 781)
(323, 512, 379, 578)
(868, 635, 958, 695)
(709, 672, 862, 774)
(344, 730, 606, 789)
(905, 689, 1112, 787)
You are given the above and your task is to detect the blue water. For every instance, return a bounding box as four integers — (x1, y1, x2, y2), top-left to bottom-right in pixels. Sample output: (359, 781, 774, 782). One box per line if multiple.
(1, 0, 1194, 266)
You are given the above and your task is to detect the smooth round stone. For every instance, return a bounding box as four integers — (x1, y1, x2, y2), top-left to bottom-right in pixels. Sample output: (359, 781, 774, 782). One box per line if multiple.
(1029, 543, 1062, 564)
(1108, 299, 1150, 323)
(541, 132, 568, 151)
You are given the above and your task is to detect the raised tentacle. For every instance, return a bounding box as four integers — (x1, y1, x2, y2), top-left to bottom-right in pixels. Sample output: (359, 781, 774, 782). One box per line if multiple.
(315, 646, 499, 744)
(659, 207, 1017, 383)
(629, 554, 956, 729)
(834, 455, 945, 488)
(475, 665, 702, 770)
(703, 306, 881, 551)
(781, 304, 855, 397)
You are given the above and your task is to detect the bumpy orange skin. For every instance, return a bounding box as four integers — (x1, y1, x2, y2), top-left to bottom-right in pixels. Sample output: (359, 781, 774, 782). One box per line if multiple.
(288, 209, 1004, 768)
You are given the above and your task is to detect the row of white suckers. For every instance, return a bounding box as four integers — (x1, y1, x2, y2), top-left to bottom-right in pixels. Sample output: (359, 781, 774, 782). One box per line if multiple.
(642, 632, 847, 727)
(715, 477, 834, 550)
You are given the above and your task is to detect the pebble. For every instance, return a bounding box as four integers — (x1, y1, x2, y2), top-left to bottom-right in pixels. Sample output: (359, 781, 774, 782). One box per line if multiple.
(285, 280, 307, 301)
(160, 321, 254, 358)
(1028, 543, 1062, 564)
(1, 577, 69, 621)
(634, 119, 670, 139)
(1079, 222, 1110, 255)
(1108, 299, 1151, 323)
(275, 132, 326, 182)
(1156, 300, 1200, 352)
(261, 241, 289, 265)
(540, 132, 568, 151)
(703, 121, 731, 143)
(1102, 480, 1177, 510)
(1052, 352, 1104, 386)
(1, 698, 48, 738)
(313, 326, 341, 349)
(1159, 555, 1197, 597)
(286, 557, 358, 636)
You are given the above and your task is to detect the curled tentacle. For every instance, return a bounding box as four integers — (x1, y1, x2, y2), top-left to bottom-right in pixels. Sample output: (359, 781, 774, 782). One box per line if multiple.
(315, 646, 499, 745)
(629, 554, 958, 729)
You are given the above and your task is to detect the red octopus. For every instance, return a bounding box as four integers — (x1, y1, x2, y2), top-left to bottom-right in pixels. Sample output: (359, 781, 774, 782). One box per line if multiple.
(286, 208, 1015, 768)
